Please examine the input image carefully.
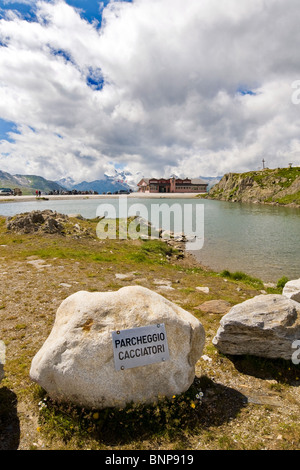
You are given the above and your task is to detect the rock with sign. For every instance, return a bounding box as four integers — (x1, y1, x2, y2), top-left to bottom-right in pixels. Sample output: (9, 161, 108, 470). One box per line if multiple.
(30, 286, 205, 409)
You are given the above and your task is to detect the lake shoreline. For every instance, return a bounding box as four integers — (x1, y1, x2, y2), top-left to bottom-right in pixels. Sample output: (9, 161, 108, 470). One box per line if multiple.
(0, 193, 201, 203)
(204, 195, 300, 210)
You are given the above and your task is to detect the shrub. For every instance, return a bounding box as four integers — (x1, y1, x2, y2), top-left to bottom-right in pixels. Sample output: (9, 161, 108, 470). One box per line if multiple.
(277, 276, 289, 290)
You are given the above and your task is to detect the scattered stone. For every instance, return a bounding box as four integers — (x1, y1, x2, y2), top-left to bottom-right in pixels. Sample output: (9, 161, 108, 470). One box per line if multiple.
(213, 294, 300, 360)
(157, 285, 175, 291)
(153, 279, 175, 290)
(283, 278, 300, 303)
(115, 273, 134, 280)
(59, 283, 72, 288)
(30, 286, 205, 409)
(153, 279, 172, 286)
(196, 299, 231, 314)
(201, 354, 212, 362)
(196, 286, 210, 294)
(236, 384, 283, 407)
(27, 259, 52, 270)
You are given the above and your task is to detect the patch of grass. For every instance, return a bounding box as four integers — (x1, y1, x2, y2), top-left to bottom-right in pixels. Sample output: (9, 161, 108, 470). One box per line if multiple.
(274, 191, 300, 205)
(15, 324, 27, 330)
(35, 378, 206, 446)
(141, 239, 176, 257)
(219, 270, 264, 290)
(276, 276, 289, 290)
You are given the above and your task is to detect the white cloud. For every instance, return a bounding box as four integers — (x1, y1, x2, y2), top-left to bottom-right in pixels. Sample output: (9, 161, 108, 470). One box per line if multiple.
(0, 0, 300, 183)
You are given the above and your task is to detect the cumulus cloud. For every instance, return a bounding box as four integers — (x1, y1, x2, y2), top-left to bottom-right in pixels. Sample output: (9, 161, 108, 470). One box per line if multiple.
(0, 0, 300, 182)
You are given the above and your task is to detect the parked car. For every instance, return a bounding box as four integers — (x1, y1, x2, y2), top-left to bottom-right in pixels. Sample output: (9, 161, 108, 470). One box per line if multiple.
(0, 188, 13, 196)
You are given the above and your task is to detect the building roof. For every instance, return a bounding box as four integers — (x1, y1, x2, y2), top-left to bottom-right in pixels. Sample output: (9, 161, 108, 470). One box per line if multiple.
(190, 178, 208, 185)
(137, 177, 208, 186)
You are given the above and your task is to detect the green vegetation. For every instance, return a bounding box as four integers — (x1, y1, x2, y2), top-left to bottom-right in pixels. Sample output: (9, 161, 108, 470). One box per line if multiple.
(244, 167, 300, 189)
(274, 191, 300, 206)
(34, 378, 206, 447)
(276, 276, 289, 290)
(219, 270, 265, 290)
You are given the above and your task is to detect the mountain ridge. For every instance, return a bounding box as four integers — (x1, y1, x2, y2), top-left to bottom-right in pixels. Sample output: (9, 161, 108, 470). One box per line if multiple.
(0, 170, 64, 195)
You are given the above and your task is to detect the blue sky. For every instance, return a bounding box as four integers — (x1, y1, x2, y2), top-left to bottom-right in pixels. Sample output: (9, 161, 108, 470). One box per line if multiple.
(0, 0, 300, 183)
(0, 0, 130, 145)
(0, 1, 131, 24)
(0, 118, 16, 142)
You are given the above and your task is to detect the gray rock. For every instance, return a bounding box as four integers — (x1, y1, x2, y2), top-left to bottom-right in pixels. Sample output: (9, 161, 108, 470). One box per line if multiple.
(30, 286, 205, 409)
(212, 294, 300, 360)
(196, 286, 210, 294)
(283, 279, 300, 303)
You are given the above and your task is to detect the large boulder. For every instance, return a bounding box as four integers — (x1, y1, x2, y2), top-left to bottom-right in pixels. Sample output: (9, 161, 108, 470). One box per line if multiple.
(212, 294, 300, 360)
(30, 286, 205, 409)
(283, 279, 300, 303)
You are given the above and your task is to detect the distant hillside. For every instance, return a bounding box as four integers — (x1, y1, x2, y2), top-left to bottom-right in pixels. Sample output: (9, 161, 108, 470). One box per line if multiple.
(208, 167, 300, 207)
(0, 170, 64, 195)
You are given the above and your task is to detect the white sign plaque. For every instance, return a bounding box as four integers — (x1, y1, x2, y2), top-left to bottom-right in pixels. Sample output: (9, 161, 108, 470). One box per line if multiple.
(112, 323, 170, 371)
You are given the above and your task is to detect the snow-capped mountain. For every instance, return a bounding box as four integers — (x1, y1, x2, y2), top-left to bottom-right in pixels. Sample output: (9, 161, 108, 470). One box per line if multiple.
(56, 177, 77, 190)
(56, 169, 143, 193)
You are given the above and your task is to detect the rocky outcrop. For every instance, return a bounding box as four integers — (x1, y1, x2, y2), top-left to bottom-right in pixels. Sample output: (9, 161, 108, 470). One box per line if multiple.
(6, 210, 92, 237)
(208, 167, 300, 206)
(30, 286, 205, 409)
(212, 294, 300, 360)
(6, 210, 67, 234)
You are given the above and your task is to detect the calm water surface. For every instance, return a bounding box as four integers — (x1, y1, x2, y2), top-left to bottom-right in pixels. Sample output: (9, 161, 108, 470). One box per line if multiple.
(0, 197, 299, 282)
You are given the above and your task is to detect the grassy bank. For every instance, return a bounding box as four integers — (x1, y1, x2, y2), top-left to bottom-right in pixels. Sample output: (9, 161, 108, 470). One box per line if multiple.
(0, 215, 299, 450)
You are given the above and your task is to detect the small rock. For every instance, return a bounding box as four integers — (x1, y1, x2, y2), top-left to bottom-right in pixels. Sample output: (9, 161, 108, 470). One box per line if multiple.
(27, 259, 52, 270)
(153, 279, 172, 286)
(196, 300, 231, 314)
(196, 287, 210, 294)
(157, 285, 175, 291)
(201, 354, 212, 362)
(115, 273, 134, 280)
